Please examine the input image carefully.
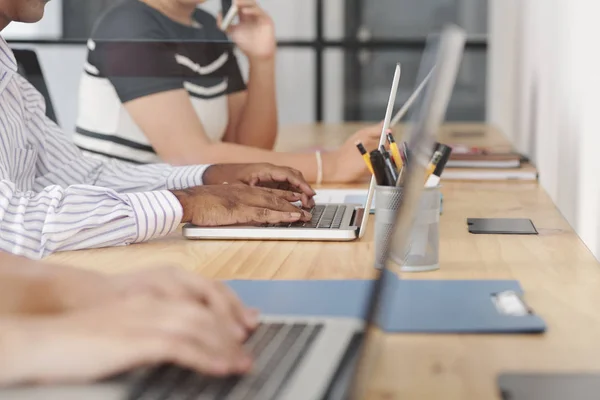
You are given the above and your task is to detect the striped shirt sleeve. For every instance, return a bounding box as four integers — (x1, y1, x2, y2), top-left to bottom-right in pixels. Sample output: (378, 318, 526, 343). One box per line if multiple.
(0, 180, 182, 259)
(0, 63, 211, 259)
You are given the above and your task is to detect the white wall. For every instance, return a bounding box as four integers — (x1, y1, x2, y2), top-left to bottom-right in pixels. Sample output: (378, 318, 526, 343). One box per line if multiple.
(488, 0, 600, 259)
(2, 0, 62, 39)
(486, 0, 520, 148)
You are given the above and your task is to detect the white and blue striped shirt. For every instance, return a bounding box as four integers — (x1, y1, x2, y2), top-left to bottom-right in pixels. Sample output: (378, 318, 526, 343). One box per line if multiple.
(0, 37, 209, 259)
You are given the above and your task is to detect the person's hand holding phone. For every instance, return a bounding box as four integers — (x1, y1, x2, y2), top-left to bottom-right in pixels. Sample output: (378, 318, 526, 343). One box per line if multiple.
(219, 0, 276, 62)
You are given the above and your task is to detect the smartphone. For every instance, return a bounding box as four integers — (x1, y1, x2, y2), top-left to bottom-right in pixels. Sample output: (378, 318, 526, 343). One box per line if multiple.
(220, 0, 239, 30)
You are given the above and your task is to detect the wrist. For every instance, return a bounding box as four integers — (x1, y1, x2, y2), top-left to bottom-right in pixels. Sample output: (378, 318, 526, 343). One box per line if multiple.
(248, 53, 276, 65)
(47, 267, 109, 313)
(202, 165, 234, 185)
(170, 189, 192, 223)
(321, 152, 339, 183)
(202, 165, 217, 185)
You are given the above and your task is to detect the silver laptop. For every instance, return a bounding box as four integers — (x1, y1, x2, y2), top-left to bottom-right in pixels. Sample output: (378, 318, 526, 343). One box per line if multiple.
(0, 26, 465, 400)
(182, 63, 406, 242)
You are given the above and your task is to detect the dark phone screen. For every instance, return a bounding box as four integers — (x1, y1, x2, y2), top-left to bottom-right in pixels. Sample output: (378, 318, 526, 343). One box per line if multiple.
(221, 0, 233, 15)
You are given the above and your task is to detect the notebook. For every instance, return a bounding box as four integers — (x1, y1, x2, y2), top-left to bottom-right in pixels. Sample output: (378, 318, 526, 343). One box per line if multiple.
(442, 163, 538, 181)
(446, 153, 522, 169)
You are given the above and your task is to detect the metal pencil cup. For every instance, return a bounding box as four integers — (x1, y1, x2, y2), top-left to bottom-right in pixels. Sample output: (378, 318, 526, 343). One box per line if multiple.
(374, 185, 442, 272)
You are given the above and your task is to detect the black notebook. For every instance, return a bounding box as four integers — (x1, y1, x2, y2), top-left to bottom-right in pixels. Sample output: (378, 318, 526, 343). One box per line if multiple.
(499, 373, 600, 400)
(467, 218, 538, 235)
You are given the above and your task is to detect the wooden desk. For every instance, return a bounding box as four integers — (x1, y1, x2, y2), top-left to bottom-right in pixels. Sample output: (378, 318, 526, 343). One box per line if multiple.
(48, 123, 600, 400)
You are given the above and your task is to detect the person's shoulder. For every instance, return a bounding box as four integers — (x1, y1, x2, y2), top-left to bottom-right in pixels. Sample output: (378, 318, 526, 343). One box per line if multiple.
(90, 0, 166, 41)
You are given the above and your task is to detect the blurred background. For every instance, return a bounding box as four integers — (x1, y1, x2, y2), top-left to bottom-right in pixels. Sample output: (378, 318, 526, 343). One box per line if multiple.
(3, 0, 488, 129)
(4, 0, 600, 259)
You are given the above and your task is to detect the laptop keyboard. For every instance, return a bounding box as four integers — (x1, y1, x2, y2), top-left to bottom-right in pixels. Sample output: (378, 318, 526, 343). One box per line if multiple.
(266, 205, 346, 229)
(128, 322, 323, 400)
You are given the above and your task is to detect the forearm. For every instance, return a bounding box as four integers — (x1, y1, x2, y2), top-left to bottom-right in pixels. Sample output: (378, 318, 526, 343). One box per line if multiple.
(234, 58, 278, 149)
(174, 142, 336, 183)
(0, 181, 182, 259)
(0, 254, 60, 315)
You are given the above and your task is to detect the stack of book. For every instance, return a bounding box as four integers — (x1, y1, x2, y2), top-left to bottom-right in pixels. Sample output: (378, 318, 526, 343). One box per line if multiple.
(441, 144, 538, 181)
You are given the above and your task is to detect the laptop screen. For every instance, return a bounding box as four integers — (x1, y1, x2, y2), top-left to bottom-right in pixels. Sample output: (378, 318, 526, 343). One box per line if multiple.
(345, 25, 466, 400)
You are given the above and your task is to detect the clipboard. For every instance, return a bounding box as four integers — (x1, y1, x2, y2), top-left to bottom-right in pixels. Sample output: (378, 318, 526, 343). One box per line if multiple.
(226, 274, 546, 334)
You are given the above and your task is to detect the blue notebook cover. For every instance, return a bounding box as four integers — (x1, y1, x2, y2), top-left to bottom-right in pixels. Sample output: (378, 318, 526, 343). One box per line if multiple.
(226, 274, 546, 334)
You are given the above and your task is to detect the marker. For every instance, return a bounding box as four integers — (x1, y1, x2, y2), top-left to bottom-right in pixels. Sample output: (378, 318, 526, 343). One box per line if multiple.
(369, 150, 390, 186)
(433, 144, 452, 177)
(426, 145, 453, 187)
(356, 142, 374, 175)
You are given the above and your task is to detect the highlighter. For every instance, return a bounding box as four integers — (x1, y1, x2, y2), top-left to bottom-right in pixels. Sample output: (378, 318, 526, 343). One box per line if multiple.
(386, 133, 403, 169)
(424, 151, 443, 183)
(356, 142, 374, 175)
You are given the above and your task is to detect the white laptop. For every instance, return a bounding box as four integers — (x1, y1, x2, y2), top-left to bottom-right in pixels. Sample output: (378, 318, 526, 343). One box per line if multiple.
(0, 26, 465, 400)
(182, 48, 440, 242)
(181, 63, 407, 242)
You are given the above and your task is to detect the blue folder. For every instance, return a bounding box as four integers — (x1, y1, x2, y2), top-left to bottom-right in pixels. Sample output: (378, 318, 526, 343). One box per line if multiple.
(226, 273, 546, 334)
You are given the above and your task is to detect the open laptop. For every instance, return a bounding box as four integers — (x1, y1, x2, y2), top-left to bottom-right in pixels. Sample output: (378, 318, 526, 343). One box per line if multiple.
(182, 63, 406, 242)
(0, 25, 465, 400)
(310, 66, 436, 214)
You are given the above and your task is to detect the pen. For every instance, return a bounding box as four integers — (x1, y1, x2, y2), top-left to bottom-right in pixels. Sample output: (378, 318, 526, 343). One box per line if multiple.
(424, 151, 443, 183)
(380, 145, 397, 170)
(356, 142, 374, 174)
(380, 146, 398, 184)
(387, 132, 403, 169)
(401, 142, 409, 167)
(369, 150, 390, 186)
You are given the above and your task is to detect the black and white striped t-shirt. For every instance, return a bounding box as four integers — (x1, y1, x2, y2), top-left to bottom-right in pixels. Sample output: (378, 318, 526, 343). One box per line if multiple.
(75, 0, 247, 164)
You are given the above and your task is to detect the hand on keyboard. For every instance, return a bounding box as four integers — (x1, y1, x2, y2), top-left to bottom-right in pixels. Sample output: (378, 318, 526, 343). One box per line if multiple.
(171, 185, 312, 227)
(202, 163, 316, 208)
(129, 323, 324, 400)
(265, 205, 345, 229)
(0, 266, 264, 386)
